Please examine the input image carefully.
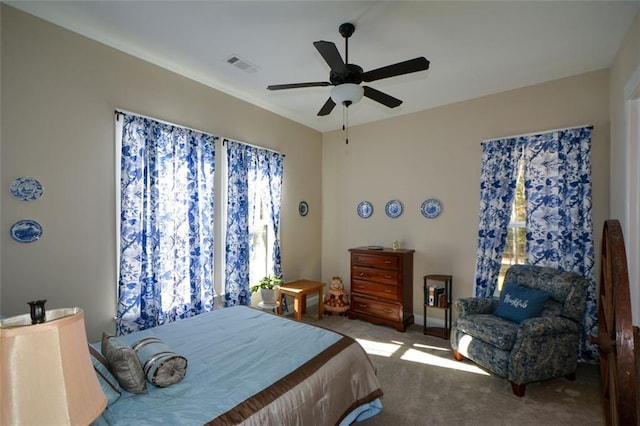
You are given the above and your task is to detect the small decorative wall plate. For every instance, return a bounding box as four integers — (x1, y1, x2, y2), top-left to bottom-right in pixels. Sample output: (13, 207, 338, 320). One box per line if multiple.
(298, 201, 309, 216)
(10, 219, 43, 243)
(357, 201, 373, 218)
(385, 200, 403, 218)
(10, 177, 44, 201)
(421, 199, 442, 218)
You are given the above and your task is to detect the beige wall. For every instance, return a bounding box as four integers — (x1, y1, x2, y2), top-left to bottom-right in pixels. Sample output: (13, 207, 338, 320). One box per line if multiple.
(0, 6, 323, 340)
(322, 69, 610, 324)
(610, 11, 640, 324)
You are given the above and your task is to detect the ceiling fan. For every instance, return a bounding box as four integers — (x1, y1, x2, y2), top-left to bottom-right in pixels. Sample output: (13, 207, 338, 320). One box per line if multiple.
(267, 22, 430, 117)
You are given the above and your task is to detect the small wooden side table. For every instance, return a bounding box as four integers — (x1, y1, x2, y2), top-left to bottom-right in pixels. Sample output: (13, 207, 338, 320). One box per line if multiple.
(277, 279, 324, 320)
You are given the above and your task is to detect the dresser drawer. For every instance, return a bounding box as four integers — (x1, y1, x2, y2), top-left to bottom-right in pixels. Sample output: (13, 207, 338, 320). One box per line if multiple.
(351, 295, 401, 323)
(352, 279, 399, 301)
(352, 266, 399, 285)
(351, 253, 399, 270)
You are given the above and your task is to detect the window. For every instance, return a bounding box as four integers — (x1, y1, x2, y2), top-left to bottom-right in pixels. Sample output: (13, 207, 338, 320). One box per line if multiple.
(249, 194, 276, 287)
(115, 112, 283, 332)
(115, 112, 216, 334)
(223, 139, 283, 307)
(497, 159, 526, 292)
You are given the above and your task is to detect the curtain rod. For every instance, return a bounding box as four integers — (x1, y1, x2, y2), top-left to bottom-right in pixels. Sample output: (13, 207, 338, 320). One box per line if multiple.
(482, 124, 593, 144)
(115, 109, 283, 157)
(114, 109, 217, 139)
(223, 138, 284, 157)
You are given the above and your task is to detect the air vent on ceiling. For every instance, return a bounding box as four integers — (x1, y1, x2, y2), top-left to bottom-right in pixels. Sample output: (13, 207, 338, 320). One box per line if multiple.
(226, 55, 260, 74)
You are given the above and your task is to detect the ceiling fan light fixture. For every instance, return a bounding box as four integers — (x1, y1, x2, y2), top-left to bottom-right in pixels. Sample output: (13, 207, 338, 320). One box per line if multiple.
(330, 83, 364, 106)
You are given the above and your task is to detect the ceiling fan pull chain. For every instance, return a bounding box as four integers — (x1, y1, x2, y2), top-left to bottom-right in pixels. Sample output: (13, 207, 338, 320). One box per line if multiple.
(344, 105, 349, 144)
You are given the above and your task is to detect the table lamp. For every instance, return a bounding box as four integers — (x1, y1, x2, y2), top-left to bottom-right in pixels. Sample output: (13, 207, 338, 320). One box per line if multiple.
(0, 307, 107, 425)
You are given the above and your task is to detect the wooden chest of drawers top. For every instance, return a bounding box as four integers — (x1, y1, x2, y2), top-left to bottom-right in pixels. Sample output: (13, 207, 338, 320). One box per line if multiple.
(349, 247, 414, 271)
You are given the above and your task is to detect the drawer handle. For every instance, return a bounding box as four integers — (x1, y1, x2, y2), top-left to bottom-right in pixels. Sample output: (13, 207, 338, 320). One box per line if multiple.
(383, 309, 392, 313)
(358, 285, 365, 289)
(384, 275, 391, 279)
(384, 289, 392, 293)
(359, 272, 365, 277)
(360, 304, 368, 308)
(384, 260, 392, 264)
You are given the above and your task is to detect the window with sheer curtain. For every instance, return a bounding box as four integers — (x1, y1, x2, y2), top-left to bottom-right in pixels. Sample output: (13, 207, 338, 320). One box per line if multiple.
(224, 139, 283, 307)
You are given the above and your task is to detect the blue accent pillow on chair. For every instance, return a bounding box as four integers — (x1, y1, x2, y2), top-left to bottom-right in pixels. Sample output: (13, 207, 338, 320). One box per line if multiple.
(494, 283, 550, 323)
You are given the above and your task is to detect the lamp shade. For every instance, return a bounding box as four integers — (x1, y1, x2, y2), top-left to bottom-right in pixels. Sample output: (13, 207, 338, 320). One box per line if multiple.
(1, 308, 107, 425)
(330, 83, 364, 106)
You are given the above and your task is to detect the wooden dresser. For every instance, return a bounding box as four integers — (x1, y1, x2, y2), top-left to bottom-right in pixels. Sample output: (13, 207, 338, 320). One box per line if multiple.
(348, 247, 414, 331)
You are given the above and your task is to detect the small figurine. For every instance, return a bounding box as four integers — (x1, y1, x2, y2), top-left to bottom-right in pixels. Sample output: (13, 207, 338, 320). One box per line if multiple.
(323, 276, 350, 316)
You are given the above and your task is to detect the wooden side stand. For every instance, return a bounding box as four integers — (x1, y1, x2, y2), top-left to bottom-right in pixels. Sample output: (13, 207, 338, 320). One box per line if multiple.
(423, 274, 452, 339)
(277, 279, 324, 320)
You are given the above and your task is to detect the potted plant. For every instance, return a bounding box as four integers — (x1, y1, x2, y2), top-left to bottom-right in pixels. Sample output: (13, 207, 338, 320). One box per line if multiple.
(250, 275, 283, 305)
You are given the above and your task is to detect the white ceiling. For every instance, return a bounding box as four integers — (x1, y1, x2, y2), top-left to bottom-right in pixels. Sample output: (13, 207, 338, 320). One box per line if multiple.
(6, 0, 640, 132)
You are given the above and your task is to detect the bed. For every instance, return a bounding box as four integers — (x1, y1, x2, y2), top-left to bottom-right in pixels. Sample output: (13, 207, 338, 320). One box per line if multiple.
(92, 306, 383, 425)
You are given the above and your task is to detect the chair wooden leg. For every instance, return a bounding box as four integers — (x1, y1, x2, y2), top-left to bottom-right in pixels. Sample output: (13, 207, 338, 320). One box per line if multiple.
(452, 349, 464, 361)
(565, 371, 577, 381)
(510, 381, 526, 397)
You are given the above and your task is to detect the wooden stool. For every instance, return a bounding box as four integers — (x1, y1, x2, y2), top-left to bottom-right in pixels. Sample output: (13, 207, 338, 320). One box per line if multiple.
(277, 279, 324, 320)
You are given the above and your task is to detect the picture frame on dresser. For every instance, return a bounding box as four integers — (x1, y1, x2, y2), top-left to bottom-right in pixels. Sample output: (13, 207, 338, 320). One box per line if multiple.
(348, 247, 414, 332)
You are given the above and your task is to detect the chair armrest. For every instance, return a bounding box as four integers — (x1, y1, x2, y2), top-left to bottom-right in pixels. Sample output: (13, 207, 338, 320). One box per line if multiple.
(454, 298, 498, 317)
(519, 316, 582, 337)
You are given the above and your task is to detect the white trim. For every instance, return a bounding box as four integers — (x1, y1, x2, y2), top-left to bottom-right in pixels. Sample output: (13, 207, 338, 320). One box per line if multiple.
(482, 124, 593, 144)
(624, 65, 640, 326)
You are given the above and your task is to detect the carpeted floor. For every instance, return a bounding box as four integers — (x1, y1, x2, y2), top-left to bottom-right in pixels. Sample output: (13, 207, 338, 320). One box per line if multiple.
(300, 310, 604, 426)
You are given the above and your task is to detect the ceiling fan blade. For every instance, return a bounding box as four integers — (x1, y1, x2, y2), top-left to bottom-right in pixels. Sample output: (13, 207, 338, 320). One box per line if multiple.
(267, 82, 331, 90)
(313, 41, 347, 74)
(362, 57, 430, 82)
(363, 86, 402, 108)
(317, 98, 336, 116)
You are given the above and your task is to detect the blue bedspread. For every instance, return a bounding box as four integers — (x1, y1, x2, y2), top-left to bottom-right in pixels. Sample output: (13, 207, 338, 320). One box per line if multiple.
(94, 306, 382, 425)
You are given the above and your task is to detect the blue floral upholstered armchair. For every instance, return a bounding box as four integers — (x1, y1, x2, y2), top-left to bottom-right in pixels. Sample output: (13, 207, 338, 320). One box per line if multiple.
(450, 265, 588, 396)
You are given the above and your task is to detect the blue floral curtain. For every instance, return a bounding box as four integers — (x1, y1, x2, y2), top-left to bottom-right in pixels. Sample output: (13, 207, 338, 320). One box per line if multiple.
(523, 126, 596, 362)
(224, 140, 283, 307)
(474, 138, 524, 297)
(117, 113, 216, 335)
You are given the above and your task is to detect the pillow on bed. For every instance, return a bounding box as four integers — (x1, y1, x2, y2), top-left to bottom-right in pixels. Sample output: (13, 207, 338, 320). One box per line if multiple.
(101, 333, 147, 394)
(132, 337, 188, 387)
(89, 345, 121, 406)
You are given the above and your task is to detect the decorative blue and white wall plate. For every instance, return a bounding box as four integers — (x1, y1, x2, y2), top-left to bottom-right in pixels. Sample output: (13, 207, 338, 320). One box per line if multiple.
(10, 219, 43, 243)
(421, 199, 442, 218)
(10, 177, 44, 201)
(357, 201, 373, 218)
(385, 200, 403, 218)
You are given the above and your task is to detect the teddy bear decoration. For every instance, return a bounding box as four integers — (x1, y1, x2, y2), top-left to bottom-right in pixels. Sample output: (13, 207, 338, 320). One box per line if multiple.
(323, 276, 350, 316)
